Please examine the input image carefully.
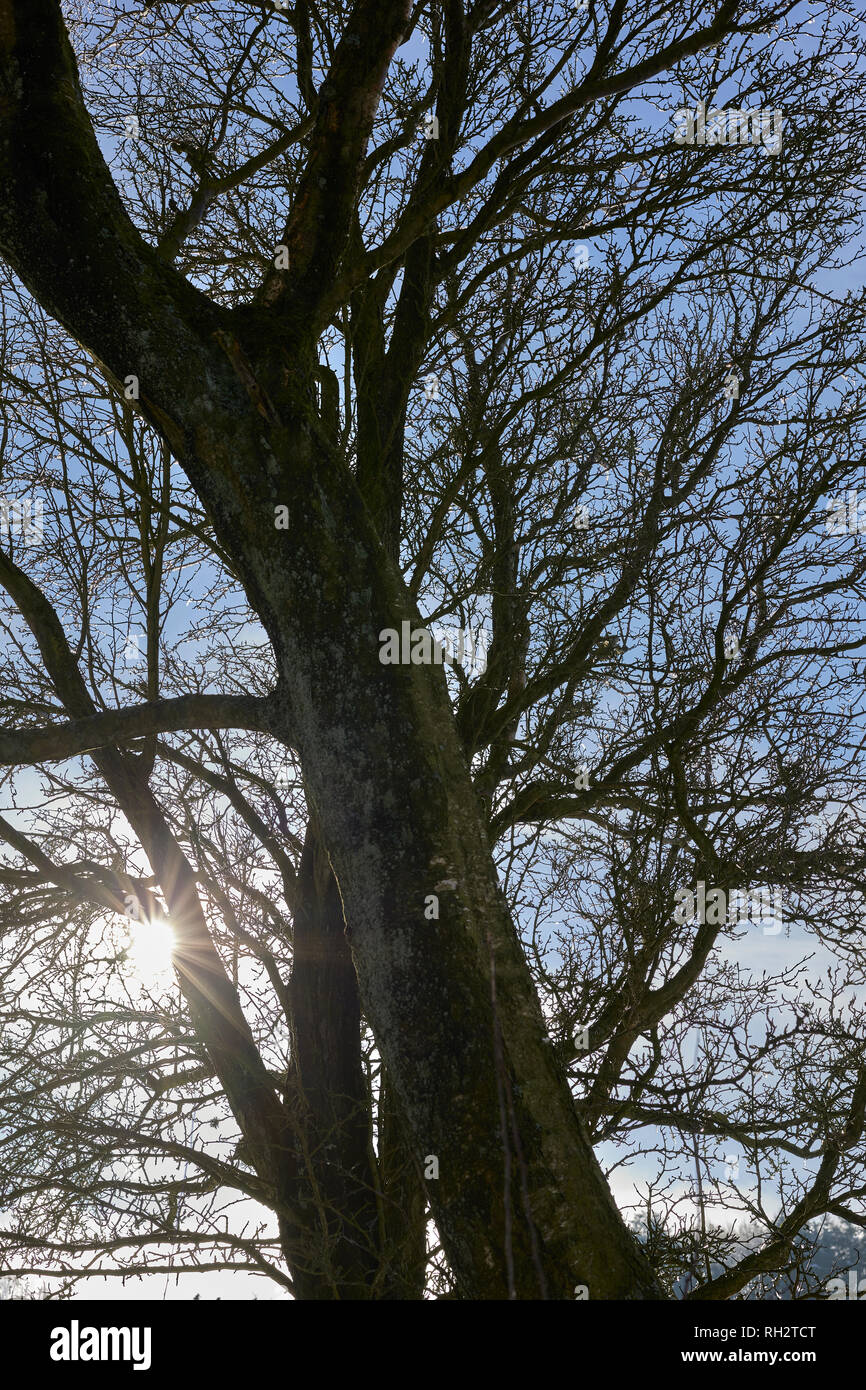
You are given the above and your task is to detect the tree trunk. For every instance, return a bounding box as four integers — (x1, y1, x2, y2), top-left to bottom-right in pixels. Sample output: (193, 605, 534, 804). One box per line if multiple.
(285, 816, 381, 1298)
(250, 408, 661, 1298)
(377, 1069, 428, 1299)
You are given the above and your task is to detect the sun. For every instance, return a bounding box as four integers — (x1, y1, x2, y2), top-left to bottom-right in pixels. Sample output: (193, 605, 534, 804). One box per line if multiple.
(127, 917, 175, 984)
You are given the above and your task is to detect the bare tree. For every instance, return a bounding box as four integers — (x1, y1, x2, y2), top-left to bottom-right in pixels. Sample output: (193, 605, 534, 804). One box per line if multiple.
(0, 0, 865, 1300)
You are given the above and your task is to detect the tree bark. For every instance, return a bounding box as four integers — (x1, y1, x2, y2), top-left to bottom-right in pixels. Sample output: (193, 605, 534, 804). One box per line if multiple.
(285, 816, 382, 1298)
(377, 1069, 428, 1299)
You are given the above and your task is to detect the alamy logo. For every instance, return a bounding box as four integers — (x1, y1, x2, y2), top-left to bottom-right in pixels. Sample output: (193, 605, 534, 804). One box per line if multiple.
(50, 1320, 152, 1371)
(723, 361, 742, 400)
(123, 891, 143, 921)
(0, 496, 43, 544)
(826, 492, 866, 535)
(673, 101, 784, 154)
(827, 1271, 866, 1300)
(673, 881, 782, 934)
(379, 620, 489, 674)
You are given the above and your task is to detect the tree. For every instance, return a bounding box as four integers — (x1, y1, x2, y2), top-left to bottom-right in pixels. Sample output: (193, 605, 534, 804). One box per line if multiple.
(0, 0, 865, 1300)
